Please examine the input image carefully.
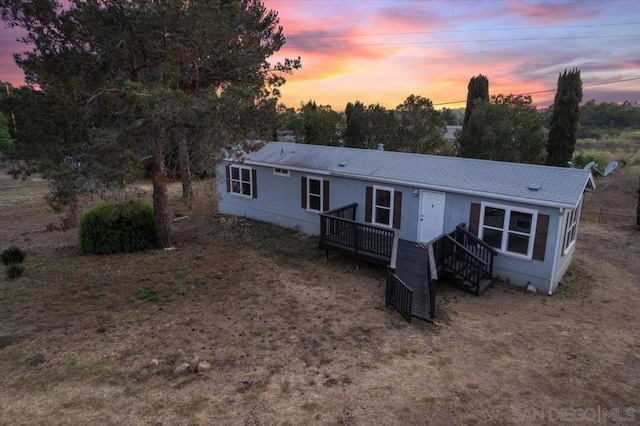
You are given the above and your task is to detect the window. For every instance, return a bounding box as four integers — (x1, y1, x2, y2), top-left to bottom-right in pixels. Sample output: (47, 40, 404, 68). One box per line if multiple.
(479, 203, 538, 258)
(307, 177, 323, 211)
(228, 165, 254, 197)
(562, 200, 582, 254)
(373, 186, 394, 227)
(365, 186, 402, 229)
(301, 176, 329, 212)
(273, 168, 290, 177)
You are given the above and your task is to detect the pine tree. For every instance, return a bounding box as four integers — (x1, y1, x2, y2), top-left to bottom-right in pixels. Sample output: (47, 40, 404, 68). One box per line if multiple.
(546, 69, 583, 167)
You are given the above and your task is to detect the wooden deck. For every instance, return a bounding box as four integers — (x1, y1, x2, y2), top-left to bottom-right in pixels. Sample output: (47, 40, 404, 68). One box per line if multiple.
(319, 204, 397, 266)
(320, 207, 495, 323)
(394, 239, 434, 321)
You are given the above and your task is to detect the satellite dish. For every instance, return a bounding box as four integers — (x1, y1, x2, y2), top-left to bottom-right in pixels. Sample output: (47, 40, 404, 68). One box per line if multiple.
(583, 161, 596, 170)
(604, 161, 618, 177)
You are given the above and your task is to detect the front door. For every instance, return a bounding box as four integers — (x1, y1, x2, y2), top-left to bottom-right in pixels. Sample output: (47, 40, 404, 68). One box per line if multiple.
(418, 190, 446, 243)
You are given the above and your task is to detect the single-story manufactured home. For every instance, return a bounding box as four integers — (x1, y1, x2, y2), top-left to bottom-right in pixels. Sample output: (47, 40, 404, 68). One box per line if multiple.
(216, 142, 593, 299)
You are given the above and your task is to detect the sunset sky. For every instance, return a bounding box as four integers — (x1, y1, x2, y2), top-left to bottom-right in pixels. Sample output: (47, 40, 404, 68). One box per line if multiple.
(1, 0, 639, 111)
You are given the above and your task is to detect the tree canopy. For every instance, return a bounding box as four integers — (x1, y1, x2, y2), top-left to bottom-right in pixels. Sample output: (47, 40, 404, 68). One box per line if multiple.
(456, 94, 546, 164)
(1, 0, 299, 246)
(392, 95, 448, 154)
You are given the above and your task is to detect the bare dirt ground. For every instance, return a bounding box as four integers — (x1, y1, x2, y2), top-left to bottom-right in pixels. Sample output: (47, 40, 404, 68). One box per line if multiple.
(0, 169, 638, 425)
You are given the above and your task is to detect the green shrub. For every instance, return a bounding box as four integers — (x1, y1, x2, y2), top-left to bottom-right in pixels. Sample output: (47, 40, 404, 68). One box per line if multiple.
(1, 246, 26, 265)
(78, 201, 156, 255)
(571, 151, 614, 173)
(6, 264, 24, 280)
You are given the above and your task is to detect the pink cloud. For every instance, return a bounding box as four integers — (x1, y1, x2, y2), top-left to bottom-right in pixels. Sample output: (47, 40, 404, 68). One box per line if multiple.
(505, 1, 600, 24)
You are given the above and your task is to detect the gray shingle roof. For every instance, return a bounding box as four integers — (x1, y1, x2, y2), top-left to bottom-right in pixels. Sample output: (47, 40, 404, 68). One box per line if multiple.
(241, 142, 591, 208)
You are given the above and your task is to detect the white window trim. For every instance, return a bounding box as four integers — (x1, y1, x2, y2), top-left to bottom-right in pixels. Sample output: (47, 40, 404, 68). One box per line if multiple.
(479, 202, 538, 260)
(562, 199, 582, 255)
(372, 185, 395, 228)
(307, 176, 323, 212)
(273, 167, 290, 177)
(229, 164, 253, 198)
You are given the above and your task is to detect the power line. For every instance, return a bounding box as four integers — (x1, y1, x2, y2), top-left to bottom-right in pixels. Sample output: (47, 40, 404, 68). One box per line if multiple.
(293, 34, 639, 49)
(287, 22, 640, 41)
(432, 77, 640, 107)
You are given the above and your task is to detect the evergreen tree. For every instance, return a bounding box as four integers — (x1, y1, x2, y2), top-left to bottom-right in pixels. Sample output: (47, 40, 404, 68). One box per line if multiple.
(344, 101, 366, 148)
(463, 74, 489, 125)
(546, 69, 583, 167)
(458, 74, 489, 157)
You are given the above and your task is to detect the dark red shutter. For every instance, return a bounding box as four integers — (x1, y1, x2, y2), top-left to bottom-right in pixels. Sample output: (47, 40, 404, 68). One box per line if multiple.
(532, 214, 549, 261)
(251, 169, 257, 199)
(225, 164, 231, 193)
(469, 203, 481, 236)
(393, 191, 402, 229)
(301, 176, 307, 209)
(323, 180, 330, 212)
(365, 186, 373, 223)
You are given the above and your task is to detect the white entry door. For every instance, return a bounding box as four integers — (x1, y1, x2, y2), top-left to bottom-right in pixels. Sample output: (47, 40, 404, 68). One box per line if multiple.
(418, 190, 446, 243)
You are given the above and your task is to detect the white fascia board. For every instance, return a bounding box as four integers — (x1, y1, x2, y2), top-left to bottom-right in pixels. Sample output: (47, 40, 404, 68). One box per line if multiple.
(586, 172, 596, 190)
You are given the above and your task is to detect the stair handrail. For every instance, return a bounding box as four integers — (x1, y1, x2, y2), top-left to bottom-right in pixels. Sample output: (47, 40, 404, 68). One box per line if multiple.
(443, 234, 488, 267)
(455, 224, 499, 256)
(324, 203, 357, 219)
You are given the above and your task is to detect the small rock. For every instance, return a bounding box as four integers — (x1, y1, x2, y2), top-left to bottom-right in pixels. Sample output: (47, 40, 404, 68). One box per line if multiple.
(197, 361, 211, 372)
(174, 363, 190, 375)
(190, 356, 200, 371)
(324, 378, 339, 387)
(137, 368, 149, 381)
(177, 348, 185, 357)
(151, 358, 159, 366)
(526, 284, 537, 293)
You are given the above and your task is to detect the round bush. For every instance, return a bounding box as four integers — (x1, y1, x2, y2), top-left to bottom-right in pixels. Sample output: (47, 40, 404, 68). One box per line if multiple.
(1, 246, 26, 265)
(79, 201, 156, 255)
(6, 264, 24, 280)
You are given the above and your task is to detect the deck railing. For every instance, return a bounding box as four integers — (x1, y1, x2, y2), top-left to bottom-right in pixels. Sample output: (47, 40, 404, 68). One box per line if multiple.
(319, 204, 397, 264)
(386, 269, 413, 323)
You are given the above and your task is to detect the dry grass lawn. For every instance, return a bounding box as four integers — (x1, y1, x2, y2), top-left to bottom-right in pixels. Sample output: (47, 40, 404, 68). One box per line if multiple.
(0, 168, 638, 425)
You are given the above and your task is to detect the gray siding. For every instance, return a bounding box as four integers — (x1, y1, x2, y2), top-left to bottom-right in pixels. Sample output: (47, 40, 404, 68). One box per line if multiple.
(217, 161, 565, 292)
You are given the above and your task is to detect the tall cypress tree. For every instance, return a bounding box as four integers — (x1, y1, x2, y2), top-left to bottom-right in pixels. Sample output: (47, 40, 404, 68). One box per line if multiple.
(344, 101, 366, 148)
(463, 74, 489, 125)
(546, 69, 583, 167)
(458, 74, 489, 157)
